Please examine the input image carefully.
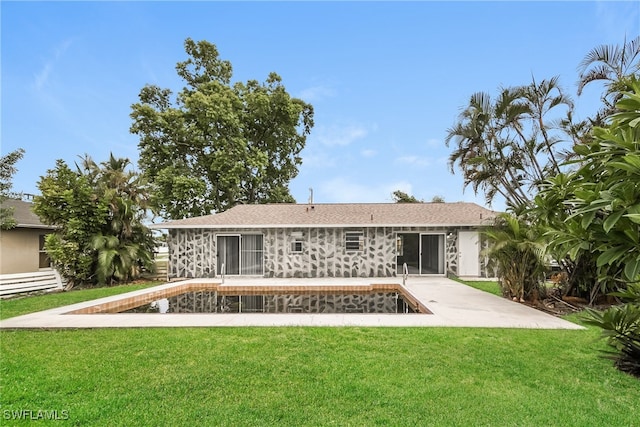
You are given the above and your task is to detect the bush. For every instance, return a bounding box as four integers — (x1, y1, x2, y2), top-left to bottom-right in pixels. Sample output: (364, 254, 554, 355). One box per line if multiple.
(482, 213, 548, 302)
(583, 283, 640, 377)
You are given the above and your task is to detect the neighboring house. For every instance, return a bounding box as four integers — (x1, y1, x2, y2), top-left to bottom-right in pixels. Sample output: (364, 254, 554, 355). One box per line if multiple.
(152, 202, 497, 279)
(0, 199, 55, 274)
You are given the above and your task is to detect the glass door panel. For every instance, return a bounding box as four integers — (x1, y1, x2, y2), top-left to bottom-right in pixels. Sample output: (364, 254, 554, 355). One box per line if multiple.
(420, 234, 444, 275)
(217, 235, 239, 275)
(240, 235, 264, 275)
(396, 233, 420, 274)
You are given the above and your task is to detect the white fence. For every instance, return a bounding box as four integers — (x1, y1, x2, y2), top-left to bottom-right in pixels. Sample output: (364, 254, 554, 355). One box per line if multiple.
(0, 270, 64, 297)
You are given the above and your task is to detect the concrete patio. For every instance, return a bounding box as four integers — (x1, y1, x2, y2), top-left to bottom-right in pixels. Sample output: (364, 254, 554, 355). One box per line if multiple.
(0, 277, 584, 329)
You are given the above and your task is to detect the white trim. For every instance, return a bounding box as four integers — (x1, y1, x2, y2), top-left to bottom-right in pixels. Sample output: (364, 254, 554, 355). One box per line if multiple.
(152, 222, 490, 230)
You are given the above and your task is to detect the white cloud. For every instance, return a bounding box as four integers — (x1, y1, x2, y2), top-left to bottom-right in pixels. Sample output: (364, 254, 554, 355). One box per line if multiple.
(426, 138, 442, 148)
(32, 39, 72, 91)
(33, 63, 53, 91)
(317, 177, 413, 203)
(298, 85, 337, 102)
(361, 149, 377, 158)
(394, 155, 432, 167)
(595, 1, 639, 40)
(314, 123, 368, 146)
(302, 151, 336, 169)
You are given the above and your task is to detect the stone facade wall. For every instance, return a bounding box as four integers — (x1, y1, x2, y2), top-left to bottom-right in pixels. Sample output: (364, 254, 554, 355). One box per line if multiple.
(168, 226, 483, 279)
(168, 229, 216, 278)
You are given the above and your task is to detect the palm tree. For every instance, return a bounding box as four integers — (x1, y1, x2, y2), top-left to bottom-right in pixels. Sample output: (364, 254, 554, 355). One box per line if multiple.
(482, 213, 547, 302)
(521, 76, 574, 175)
(80, 153, 155, 284)
(446, 88, 540, 209)
(447, 76, 578, 210)
(577, 36, 640, 123)
(92, 232, 154, 285)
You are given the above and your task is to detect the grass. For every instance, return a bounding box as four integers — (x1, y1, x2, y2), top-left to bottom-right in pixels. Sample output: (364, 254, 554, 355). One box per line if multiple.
(0, 282, 159, 321)
(459, 279, 503, 296)
(1, 284, 639, 426)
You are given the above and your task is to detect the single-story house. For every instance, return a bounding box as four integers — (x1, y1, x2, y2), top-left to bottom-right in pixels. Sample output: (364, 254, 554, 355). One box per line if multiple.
(0, 199, 55, 274)
(152, 202, 497, 279)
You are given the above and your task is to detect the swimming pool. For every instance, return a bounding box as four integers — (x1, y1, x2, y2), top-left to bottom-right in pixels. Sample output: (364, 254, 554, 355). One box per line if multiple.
(68, 282, 432, 315)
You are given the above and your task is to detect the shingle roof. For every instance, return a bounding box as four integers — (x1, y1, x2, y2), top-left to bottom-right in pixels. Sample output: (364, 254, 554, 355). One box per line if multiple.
(151, 203, 498, 229)
(0, 199, 54, 229)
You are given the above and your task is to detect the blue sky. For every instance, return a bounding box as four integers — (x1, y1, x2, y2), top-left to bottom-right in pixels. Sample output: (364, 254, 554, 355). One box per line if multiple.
(2, 1, 639, 213)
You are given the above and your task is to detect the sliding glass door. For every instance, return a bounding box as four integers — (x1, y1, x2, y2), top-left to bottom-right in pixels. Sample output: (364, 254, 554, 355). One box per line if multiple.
(217, 234, 263, 276)
(396, 233, 445, 275)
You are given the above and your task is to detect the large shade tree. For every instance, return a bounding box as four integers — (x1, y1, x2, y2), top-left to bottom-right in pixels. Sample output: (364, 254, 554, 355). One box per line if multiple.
(130, 38, 314, 220)
(34, 154, 155, 287)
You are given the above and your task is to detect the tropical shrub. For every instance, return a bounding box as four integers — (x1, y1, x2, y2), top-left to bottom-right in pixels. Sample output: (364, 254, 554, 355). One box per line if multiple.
(583, 283, 640, 377)
(482, 213, 548, 302)
(34, 154, 155, 287)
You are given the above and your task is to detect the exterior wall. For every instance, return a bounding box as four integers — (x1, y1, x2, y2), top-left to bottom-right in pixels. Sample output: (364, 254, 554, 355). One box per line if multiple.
(0, 228, 52, 274)
(168, 226, 486, 279)
(264, 227, 396, 278)
(168, 229, 216, 278)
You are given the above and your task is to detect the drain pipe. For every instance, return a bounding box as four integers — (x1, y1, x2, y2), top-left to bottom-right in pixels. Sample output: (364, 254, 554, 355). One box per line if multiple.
(402, 262, 408, 286)
(221, 263, 225, 284)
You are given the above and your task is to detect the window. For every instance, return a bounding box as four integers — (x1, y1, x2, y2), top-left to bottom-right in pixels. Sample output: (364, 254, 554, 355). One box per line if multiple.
(345, 231, 364, 251)
(290, 240, 303, 253)
(39, 234, 50, 269)
(290, 232, 304, 254)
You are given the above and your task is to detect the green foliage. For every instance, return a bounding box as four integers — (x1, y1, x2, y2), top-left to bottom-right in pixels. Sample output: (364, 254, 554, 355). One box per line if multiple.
(0, 148, 24, 230)
(577, 36, 640, 124)
(538, 81, 640, 297)
(392, 190, 422, 203)
(446, 77, 575, 210)
(482, 213, 548, 302)
(583, 283, 640, 377)
(34, 155, 155, 287)
(131, 38, 314, 219)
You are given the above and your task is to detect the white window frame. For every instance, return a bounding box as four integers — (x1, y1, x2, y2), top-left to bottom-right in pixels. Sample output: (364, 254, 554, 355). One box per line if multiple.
(345, 231, 364, 252)
(289, 231, 304, 254)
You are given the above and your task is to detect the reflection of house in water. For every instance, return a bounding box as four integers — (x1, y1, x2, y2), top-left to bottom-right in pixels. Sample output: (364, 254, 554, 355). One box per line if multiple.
(0, 199, 55, 274)
(152, 203, 497, 280)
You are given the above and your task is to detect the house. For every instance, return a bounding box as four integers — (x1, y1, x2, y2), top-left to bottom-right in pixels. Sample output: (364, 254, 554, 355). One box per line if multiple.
(152, 202, 497, 279)
(0, 199, 55, 274)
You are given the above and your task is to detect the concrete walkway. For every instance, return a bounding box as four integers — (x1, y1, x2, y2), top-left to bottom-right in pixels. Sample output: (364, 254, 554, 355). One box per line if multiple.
(0, 277, 583, 329)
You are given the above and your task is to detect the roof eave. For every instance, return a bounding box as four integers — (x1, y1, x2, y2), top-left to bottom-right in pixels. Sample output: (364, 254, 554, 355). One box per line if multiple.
(152, 222, 493, 230)
(15, 223, 57, 230)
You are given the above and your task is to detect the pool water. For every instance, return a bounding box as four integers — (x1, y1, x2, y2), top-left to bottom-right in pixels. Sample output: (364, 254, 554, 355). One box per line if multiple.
(122, 290, 422, 314)
(67, 283, 432, 315)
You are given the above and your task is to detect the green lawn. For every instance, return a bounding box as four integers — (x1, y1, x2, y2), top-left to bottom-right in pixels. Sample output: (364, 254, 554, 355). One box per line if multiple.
(1, 284, 638, 426)
(459, 279, 503, 296)
(0, 282, 159, 321)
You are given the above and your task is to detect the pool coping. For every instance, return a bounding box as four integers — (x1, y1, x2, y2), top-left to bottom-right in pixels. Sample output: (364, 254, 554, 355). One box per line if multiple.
(0, 277, 585, 329)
